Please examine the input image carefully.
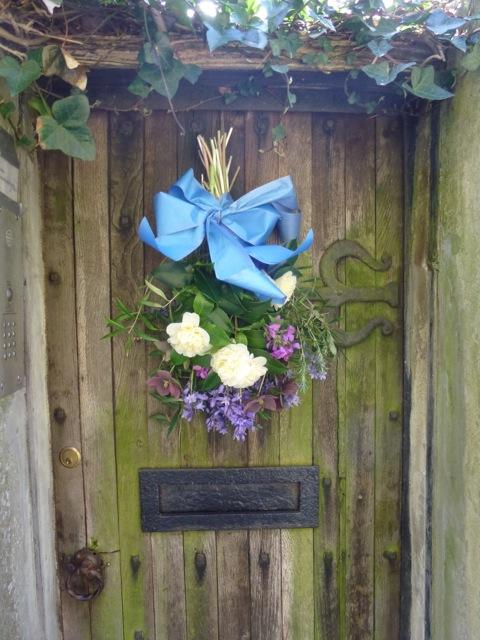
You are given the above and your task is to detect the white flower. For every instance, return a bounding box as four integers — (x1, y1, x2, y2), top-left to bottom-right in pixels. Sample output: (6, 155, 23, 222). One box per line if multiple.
(166, 312, 211, 358)
(273, 270, 297, 309)
(211, 343, 267, 389)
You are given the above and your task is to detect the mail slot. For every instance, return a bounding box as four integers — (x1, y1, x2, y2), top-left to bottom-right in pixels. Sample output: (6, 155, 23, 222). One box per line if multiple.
(139, 466, 319, 532)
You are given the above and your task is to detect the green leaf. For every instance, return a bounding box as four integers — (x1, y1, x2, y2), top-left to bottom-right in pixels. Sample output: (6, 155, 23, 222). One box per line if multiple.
(170, 350, 187, 365)
(145, 279, 168, 301)
(425, 10, 466, 35)
(42, 45, 65, 76)
(362, 61, 414, 86)
(51, 94, 90, 127)
(206, 307, 233, 334)
(193, 292, 215, 316)
(0, 101, 15, 119)
(244, 329, 266, 349)
(253, 349, 287, 375)
(152, 262, 193, 289)
(272, 122, 286, 143)
(0, 57, 42, 96)
(36, 115, 95, 160)
(462, 42, 480, 72)
(28, 96, 51, 116)
(198, 371, 221, 391)
(235, 332, 248, 345)
(128, 75, 152, 98)
(407, 65, 454, 100)
(203, 322, 230, 348)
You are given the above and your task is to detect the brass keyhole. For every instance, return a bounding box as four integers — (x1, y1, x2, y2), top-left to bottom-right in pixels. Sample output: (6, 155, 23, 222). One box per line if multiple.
(59, 446, 81, 468)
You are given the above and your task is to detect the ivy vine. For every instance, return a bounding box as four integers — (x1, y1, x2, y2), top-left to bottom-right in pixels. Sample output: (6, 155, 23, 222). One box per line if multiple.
(0, 0, 479, 158)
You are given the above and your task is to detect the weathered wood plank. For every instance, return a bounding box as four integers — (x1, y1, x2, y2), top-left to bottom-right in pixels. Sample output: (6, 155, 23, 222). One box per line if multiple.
(403, 113, 431, 640)
(245, 111, 283, 640)
(73, 112, 123, 637)
(279, 112, 315, 640)
(344, 117, 376, 640)
(178, 111, 219, 640)
(373, 117, 403, 640)
(311, 114, 346, 640)
(144, 111, 188, 640)
(109, 111, 155, 639)
(214, 110, 252, 640)
(41, 150, 91, 640)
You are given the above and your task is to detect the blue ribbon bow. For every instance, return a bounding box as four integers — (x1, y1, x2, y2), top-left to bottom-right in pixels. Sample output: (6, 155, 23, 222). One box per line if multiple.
(138, 169, 314, 303)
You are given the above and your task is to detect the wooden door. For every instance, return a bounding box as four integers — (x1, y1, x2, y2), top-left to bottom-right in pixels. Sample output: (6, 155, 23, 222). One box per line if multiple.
(42, 107, 403, 640)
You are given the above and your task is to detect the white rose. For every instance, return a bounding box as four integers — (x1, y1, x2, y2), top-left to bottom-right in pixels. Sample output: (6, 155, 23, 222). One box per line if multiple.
(273, 270, 297, 309)
(211, 343, 267, 389)
(166, 312, 211, 358)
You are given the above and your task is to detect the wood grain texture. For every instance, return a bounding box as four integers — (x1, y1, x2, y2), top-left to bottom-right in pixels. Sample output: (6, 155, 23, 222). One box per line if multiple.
(344, 117, 376, 640)
(41, 151, 91, 640)
(311, 114, 346, 640)
(144, 111, 188, 640)
(245, 111, 283, 640)
(178, 111, 219, 640)
(214, 110, 252, 640)
(279, 113, 315, 640)
(109, 111, 155, 639)
(374, 117, 403, 640)
(73, 112, 123, 638)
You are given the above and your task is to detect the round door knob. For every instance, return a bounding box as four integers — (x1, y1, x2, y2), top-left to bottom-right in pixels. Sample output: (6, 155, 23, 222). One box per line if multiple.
(59, 446, 81, 468)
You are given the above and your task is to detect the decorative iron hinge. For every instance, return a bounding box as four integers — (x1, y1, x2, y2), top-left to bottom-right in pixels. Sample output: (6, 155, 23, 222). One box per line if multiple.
(314, 240, 399, 347)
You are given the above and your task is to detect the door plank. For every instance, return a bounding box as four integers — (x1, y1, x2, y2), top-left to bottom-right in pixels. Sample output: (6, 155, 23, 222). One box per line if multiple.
(279, 112, 315, 640)
(144, 111, 188, 640)
(311, 114, 345, 640)
(41, 151, 91, 640)
(178, 111, 219, 640)
(73, 111, 123, 638)
(109, 111, 155, 639)
(374, 117, 403, 640)
(344, 117, 376, 640)
(214, 110, 252, 640)
(245, 111, 283, 640)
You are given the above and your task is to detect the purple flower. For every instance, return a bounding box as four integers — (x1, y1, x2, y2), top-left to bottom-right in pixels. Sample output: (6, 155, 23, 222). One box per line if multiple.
(193, 365, 210, 379)
(182, 387, 209, 421)
(266, 321, 301, 362)
(306, 351, 328, 380)
(147, 371, 181, 399)
(204, 385, 256, 441)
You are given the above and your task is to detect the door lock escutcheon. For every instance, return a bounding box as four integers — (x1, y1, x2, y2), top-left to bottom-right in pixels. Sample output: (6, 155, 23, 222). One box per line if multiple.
(59, 446, 82, 468)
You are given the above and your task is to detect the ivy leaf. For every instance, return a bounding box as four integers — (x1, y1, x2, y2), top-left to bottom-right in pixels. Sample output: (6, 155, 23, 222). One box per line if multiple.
(272, 122, 286, 143)
(451, 35, 467, 52)
(0, 57, 42, 96)
(425, 10, 466, 35)
(36, 94, 95, 160)
(0, 101, 15, 119)
(361, 61, 414, 86)
(128, 75, 152, 98)
(407, 65, 454, 100)
(206, 25, 268, 51)
(270, 63, 289, 74)
(367, 38, 393, 57)
(269, 32, 301, 58)
(51, 93, 90, 127)
(42, 45, 65, 76)
(461, 41, 480, 72)
(138, 60, 200, 98)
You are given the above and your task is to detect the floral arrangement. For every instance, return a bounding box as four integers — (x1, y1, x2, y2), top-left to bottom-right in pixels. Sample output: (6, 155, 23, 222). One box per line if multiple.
(109, 129, 336, 440)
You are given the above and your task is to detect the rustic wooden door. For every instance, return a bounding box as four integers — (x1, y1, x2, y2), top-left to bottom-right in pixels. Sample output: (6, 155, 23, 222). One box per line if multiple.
(42, 106, 403, 640)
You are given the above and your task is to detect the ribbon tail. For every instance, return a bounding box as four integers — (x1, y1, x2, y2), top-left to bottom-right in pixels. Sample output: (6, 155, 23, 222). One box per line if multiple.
(138, 217, 158, 251)
(207, 220, 286, 304)
(247, 229, 314, 265)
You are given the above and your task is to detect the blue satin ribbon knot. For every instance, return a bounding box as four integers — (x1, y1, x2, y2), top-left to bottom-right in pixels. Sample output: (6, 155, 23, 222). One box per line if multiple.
(138, 169, 314, 303)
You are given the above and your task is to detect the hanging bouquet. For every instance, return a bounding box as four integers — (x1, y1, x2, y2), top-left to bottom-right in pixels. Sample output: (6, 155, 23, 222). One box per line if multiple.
(109, 129, 336, 440)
